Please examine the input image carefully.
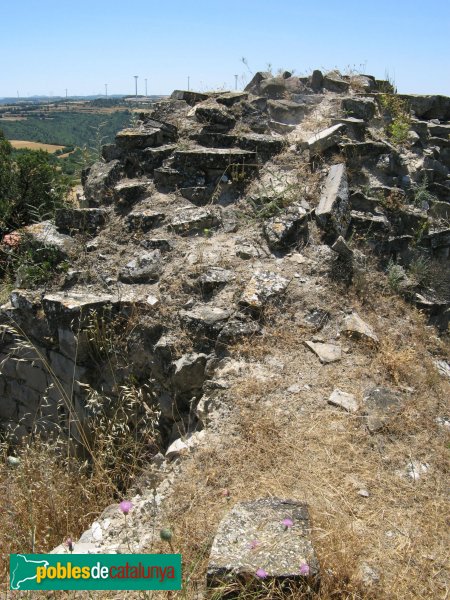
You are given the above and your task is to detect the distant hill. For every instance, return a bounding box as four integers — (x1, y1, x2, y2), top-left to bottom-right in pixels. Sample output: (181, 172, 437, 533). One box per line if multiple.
(0, 110, 132, 147)
(0, 95, 163, 105)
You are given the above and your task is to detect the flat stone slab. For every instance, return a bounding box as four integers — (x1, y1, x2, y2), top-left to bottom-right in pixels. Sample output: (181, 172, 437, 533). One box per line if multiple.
(308, 123, 345, 154)
(305, 341, 342, 364)
(328, 389, 358, 412)
(341, 312, 379, 343)
(316, 163, 350, 237)
(216, 91, 249, 107)
(180, 305, 232, 336)
(115, 122, 175, 151)
(19, 221, 75, 257)
(207, 498, 319, 588)
(197, 267, 234, 295)
(170, 90, 210, 106)
(42, 291, 115, 330)
(170, 208, 221, 235)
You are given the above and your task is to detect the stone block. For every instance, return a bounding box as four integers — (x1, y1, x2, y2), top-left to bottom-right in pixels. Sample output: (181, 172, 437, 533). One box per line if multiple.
(308, 124, 345, 155)
(55, 208, 108, 235)
(83, 160, 122, 206)
(113, 178, 150, 206)
(207, 498, 319, 588)
(126, 209, 165, 232)
(316, 163, 350, 237)
(170, 90, 210, 106)
(43, 292, 114, 331)
(323, 72, 350, 93)
(342, 97, 376, 121)
(170, 208, 221, 236)
(118, 250, 162, 283)
(15, 360, 48, 392)
(239, 271, 289, 310)
(172, 353, 208, 393)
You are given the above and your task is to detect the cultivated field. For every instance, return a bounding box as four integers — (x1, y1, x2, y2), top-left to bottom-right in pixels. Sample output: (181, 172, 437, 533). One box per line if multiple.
(9, 139, 66, 152)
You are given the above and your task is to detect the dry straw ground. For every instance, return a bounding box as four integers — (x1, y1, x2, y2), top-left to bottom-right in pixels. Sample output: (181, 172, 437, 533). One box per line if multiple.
(1, 267, 448, 600)
(8, 140, 66, 153)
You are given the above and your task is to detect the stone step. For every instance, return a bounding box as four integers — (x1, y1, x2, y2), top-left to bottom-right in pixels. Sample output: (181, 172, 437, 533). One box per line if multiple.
(55, 208, 108, 235)
(190, 132, 285, 160)
(126, 208, 165, 232)
(172, 147, 256, 172)
(169, 207, 221, 236)
(113, 178, 151, 206)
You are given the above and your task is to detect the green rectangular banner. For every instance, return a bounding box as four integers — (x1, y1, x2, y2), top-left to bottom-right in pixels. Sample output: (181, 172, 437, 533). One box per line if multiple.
(10, 554, 182, 590)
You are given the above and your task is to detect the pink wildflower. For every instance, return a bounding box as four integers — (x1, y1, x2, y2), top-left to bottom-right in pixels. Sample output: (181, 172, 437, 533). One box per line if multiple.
(299, 563, 310, 576)
(119, 500, 133, 515)
(256, 568, 268, 579)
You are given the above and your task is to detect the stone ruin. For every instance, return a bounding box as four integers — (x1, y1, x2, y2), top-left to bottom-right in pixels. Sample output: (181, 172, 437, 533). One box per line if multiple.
(1, 68, 449, 591)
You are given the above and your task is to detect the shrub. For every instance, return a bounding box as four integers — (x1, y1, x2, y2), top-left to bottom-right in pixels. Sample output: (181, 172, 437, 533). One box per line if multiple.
(0, 130, 70, 232)
(379, 94, 411, 145)
(386, 259, 407, 291)
(413, 177, 436, 209)
(0, 233, 68, 288)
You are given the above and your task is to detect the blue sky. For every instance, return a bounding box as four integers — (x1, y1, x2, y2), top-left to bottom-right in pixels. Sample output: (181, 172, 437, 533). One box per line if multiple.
(1, 0, 449, 97)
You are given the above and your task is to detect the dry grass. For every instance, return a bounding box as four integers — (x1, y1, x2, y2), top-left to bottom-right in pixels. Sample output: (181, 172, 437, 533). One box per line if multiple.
(154, 282, 450, 600)
(8, 140, 66, 153)
(2, 257, 448, 600)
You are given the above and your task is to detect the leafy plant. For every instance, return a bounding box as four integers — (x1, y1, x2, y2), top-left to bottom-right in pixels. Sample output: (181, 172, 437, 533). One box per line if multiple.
(408, 255, 431, 287)
(413, 177, 437, 209)
(3, 233, 68, 288)
(386, 259, 407, 291)
(379, 94, 411, 145)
